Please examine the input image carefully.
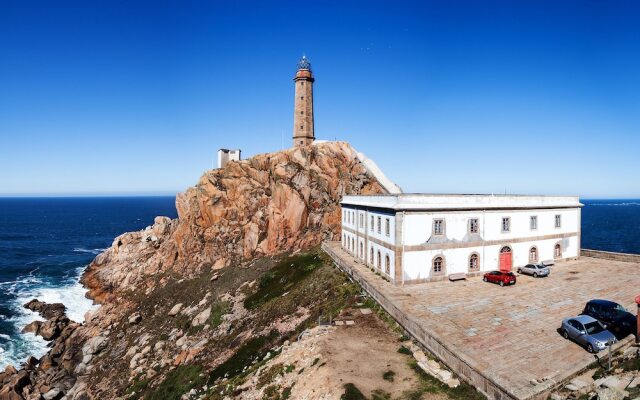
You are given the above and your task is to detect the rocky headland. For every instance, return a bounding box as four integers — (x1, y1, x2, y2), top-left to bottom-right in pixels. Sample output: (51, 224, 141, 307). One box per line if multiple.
(1, 142, 400, 399)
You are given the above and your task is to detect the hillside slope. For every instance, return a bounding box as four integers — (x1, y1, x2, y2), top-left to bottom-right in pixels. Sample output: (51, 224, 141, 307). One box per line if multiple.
(0, 141, 390, 399)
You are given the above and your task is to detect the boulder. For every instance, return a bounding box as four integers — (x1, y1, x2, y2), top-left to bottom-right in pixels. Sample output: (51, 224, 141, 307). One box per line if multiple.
(128, 313, 142, 325)
(23, 299, 66, 319)
(42, 388, 62, 400)
(168, 303, 183, 317)
(191, 307, 211, 327)
(82, 336, 108, 356)
(21, 321, 42, 335)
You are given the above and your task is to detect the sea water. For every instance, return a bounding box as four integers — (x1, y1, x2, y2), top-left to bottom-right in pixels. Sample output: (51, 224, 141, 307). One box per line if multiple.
(0, 197, 176, 369)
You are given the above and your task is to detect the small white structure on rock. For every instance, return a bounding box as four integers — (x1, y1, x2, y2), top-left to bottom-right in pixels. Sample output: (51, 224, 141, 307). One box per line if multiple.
(340, 194, 582, 285)
(217, 148, 241, 169)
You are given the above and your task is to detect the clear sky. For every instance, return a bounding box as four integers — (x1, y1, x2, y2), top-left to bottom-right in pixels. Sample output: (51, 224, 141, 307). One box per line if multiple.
(1, 1, 638, 197)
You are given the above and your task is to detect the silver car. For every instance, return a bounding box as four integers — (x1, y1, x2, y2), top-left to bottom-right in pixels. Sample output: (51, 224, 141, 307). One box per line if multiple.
(517, 263, 550, 277)
(561, 315, 617, 353)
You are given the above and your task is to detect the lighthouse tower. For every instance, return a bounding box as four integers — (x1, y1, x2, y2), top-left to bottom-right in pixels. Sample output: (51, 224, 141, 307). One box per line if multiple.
(292, 56, 315, 147)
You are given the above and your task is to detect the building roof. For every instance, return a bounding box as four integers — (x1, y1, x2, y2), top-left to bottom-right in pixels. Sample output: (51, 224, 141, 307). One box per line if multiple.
(341, 194, 583, 211)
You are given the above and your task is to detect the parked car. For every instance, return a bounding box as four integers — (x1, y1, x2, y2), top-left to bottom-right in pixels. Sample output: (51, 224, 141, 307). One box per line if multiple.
(482, 271, 516, 286)
(561, 315, 617, 353)
(517, 263, 550, 277)
(581, 299, 637, 338)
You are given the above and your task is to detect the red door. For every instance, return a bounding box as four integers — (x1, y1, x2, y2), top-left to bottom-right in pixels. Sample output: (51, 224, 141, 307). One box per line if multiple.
(499, 247, 512, 272)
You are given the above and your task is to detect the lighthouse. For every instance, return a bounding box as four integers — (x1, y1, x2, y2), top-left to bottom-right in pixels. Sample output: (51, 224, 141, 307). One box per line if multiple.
(292, 55, 315, 147)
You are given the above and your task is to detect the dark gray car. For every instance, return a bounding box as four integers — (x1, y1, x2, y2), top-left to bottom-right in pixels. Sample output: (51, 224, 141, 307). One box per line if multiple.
(517, 263, 550, 277)
(561, 315, 617, 353)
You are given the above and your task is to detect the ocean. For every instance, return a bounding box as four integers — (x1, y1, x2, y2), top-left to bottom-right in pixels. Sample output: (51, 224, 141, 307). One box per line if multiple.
(0, 197, 177, 370)
(0, 197, 638, 369)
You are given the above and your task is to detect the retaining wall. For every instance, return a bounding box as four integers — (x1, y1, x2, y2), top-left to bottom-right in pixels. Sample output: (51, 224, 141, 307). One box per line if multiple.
(581, 249, 640, 263)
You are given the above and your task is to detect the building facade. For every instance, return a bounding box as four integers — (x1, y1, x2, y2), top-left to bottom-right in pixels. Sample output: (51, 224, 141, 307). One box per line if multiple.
(292, 56, 315, 147)
(217, 148, 241, 169)
(340, 194, 582, 285)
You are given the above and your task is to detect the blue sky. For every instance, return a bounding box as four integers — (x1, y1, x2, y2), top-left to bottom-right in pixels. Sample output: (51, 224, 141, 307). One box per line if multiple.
(1, 1, 638, 197)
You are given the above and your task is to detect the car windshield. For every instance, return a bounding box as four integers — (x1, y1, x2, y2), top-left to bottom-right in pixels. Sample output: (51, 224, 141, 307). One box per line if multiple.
(613, 304, 627, 313)
(584, 321, 605, 334)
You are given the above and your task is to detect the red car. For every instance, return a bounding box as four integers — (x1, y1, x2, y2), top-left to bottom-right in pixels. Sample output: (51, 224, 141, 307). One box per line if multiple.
(483, 271, 516, 286)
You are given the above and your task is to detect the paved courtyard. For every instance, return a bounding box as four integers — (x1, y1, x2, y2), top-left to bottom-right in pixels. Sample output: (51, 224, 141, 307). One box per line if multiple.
(323, 242, 639, 399)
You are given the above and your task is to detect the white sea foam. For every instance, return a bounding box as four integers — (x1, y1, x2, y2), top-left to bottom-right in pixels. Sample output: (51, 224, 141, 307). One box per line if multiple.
(73, 247, 107, 255)
(0, 267, 100, 370)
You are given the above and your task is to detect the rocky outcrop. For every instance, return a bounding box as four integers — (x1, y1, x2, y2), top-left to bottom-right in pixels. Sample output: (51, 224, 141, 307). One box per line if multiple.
(82, 142, 387, 301)
(6, 141, 392, 400)
(2, 301, 84, 400)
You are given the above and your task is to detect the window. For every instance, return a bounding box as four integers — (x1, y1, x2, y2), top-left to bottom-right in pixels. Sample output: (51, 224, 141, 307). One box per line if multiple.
(359, 214, 363, 228)
(343, 233, 346, 247)
(530, 216, 538, 230)
(343, 210, 346, 221)
(370, 215, 374, 231)
(385, 255, 390, 275)
(385, 218, 390, 236)
(529, 247, 538, 263)
(555, 214, 562, 228)
(377, 217, 381, 234)
(433, 219, 445, 236)
(433, 256, 444, 274)
(300, 125, 303, 129)
(370, 247, 374, 264)
(377, 251, 381, 269)
(469, 253, 479, 271)
(300, 111, 304, 115)
(469, 219, 479, 234)
(502, 217, 511, 232)
(554, 243, 562, 258)
(301, 81, 304, 86)
(300, 96, 304, 100)
(359, 242, 363, 259)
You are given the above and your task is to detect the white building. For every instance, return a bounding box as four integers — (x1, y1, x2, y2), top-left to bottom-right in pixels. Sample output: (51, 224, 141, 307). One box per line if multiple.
(217, 149, 241, 169)
(340, 194, 582, 285)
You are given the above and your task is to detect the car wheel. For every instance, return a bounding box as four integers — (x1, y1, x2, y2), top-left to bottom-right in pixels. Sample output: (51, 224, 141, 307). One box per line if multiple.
(483, 277, 487, 282)
(499, 281, 504, 287)
(517, 269, 521, 274)
(533, 272, 538, 278)
(587, 344, 595, 353)
(562, 329, 569, 339)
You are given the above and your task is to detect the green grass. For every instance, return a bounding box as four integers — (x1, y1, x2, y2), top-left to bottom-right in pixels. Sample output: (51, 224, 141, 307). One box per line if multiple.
(341, 383, 367, 400)
(620, 355, 640, 371)
(257, 363, 284, 389)
(371, 390, 391, 400)
(243, 253, 324, 310)
(404, 361, 486, 400)
(146, 365, 205, 400)
(208, 330, 279, 383)
(208, 301, 230, 329)
(397, 345, 412, 355)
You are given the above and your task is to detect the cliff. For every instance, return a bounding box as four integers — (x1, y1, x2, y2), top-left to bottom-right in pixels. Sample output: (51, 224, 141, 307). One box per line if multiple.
(0, 141, 394, 400)
(82, 141, 387, 302)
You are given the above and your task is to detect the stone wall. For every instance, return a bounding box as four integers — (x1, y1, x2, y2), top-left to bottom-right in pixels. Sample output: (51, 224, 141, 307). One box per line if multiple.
(581, 249, 640, 263)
